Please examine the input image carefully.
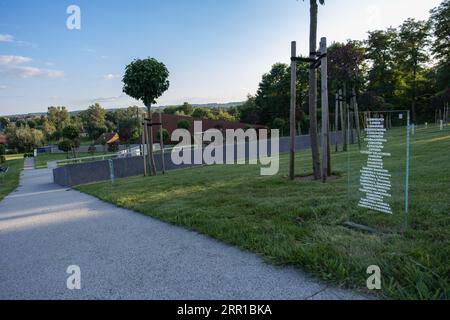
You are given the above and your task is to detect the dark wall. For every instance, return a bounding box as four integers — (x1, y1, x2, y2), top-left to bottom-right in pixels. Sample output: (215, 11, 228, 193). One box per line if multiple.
(53, 131, 351, 187)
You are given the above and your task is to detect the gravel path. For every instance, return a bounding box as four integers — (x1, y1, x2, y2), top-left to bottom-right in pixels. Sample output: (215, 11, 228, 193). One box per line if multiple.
(0, 168, 367, 300)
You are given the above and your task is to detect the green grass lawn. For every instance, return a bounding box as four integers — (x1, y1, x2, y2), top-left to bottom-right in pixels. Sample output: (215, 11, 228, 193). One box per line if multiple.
(0, 155, 24, 201)
(35, 152, 113, 168)
(76, 125, 450, 300)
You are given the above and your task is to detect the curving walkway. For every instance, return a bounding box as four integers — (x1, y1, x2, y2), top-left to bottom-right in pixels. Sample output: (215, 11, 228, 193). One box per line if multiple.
(0, 168, 367, 300)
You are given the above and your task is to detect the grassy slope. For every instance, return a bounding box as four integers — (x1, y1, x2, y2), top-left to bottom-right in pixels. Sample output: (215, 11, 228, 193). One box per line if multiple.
(76, 126, 450, 299)
(0, 155, 24, 201)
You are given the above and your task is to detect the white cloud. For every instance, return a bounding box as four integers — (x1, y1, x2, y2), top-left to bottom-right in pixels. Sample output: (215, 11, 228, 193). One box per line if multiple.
(0, 34, 14, 42)
(0, 85, 7, 90)
(14, 66, 64, 78)
(0, 55, 64, 78)
(0, 55, 32, 65)
(103, 74, 120, 81)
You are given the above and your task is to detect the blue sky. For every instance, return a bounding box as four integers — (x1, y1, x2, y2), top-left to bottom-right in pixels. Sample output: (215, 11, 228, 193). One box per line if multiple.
(0, 0, 442, 116)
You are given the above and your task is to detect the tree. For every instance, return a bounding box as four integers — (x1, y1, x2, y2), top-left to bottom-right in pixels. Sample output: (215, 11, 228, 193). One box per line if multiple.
(429, 0, 450, 95)
(5, 124, 44, 152)
(365, 28, 402, 105)
(179, 102, 194, 115)
(157, 129, 169, 144)
(115, 106, 144, 146)
(192, 107, 214, 119)
(47, 106, 70, 135)
(177, 119, 191, 130)
(62, 125, 80, 158)
(0, 117, 9, 130)
(123, 58, 170, 176)
(272, 118, 287, 136)
(396, 18, 431, 123)
(81, 103, 107, 139)
(429, 0, 450, 65)
(307, 0, 325, 180)
(58, 140, 72, 158)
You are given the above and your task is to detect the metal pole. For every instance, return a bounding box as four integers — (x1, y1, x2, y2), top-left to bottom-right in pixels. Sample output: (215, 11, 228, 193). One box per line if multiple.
(289, 41, 297, 180)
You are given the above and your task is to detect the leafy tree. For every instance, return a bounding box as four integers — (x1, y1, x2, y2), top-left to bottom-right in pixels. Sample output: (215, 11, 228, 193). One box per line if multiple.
(62, 125, 81, 158)
(177, 119, 191, 130)
(365, 28, 402, 105)
(272, 118, 287, 136)
(157, 129, 169, 144)
(163, 106, 179, 115)
(395, 18, 431, 123)
(47, 106, 70, 134)
(214, 109, 236, 122)
(114, 106, 144, 146)
(27, 119, 36, 129)
(58, 140, 72, 158)
(0, 117, 9, 130)
(179, 102, 194, 116)
(429, 0, 450, 64)
(429, 0, 450, 94)
(192, 107, 214, 119)
(5, 124, 44, 152)
(81, 103, 107, 139)
(123, 57, 170, 176)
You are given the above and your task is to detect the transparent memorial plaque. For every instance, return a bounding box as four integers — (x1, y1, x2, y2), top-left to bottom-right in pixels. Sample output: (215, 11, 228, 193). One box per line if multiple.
(346, 110, 411, 230)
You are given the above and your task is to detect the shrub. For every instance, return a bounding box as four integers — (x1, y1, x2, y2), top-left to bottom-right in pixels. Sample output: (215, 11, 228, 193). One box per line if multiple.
(157, 129, 170, 144)
(58, 140, 72, 153)
(177, 120, 190, 130)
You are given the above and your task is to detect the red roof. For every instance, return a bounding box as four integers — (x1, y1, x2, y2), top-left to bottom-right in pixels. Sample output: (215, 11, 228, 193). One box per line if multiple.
(0, 133, 6, 145)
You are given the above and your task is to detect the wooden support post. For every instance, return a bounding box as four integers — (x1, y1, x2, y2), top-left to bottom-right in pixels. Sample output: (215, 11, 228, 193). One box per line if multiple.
(339, 89, 346, 152)
(143, 121, 149, 176)
(159, 112, 166, 175)
(289, 41, 297, 180)
(320, 37, 329, 182)
(335, 93, 339, 152)
(146, 105, 157, 176)
(353, 88, 361, 149)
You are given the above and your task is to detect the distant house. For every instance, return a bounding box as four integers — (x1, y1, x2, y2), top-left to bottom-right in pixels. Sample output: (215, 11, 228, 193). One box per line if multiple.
(149, 113, 268, 143)
(0, 133, 6, 145)
(95, 132, 120, 145)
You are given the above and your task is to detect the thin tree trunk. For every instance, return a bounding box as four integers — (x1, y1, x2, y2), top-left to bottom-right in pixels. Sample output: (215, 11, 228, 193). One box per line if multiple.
(147, 105, 156, 175)
(309, 0, 321, 179)
(339, 89, 345, 151)
(352, 88, 361, 149)
(289, 41, 297, 180)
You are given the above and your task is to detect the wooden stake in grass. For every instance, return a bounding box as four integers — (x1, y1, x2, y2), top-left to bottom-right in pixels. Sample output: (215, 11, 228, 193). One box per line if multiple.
(142, 121, 147, 177)
(320, 37, 329, 182)
(353, 88, 361, 149)
(335, 92, 339, 153)
(289, 41, 297, 181)
(159, 112, 166, 175)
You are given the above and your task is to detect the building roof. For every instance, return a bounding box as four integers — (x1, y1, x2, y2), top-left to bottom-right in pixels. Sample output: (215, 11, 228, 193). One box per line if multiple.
(95, 132, 120, 145)
(0, 133, 6, 145)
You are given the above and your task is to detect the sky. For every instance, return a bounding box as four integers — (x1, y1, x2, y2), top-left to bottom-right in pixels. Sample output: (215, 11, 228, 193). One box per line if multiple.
(0, 0, 442, 116)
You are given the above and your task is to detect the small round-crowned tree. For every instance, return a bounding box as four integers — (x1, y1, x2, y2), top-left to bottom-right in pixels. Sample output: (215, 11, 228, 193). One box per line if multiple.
(122, 58, 169, 175)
